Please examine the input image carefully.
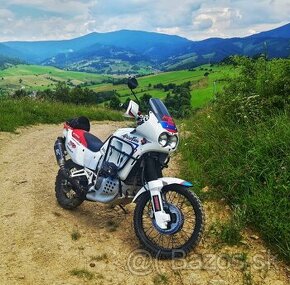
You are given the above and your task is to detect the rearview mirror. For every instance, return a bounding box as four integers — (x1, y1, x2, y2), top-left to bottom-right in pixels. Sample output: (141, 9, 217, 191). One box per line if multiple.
(128, 77, 138, 90)
(124, 100, 139, 118)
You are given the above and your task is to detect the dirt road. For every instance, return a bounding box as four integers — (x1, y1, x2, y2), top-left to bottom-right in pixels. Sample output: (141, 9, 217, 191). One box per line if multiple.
(0, 122, 289, 285)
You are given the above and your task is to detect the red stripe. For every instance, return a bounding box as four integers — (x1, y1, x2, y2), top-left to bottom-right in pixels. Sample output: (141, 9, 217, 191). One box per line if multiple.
(153, 195, 161, 212)
(72, 129, 87, 147)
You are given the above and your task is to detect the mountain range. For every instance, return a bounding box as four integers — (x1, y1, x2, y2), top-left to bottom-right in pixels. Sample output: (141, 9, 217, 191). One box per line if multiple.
(0, 23, 289, 74)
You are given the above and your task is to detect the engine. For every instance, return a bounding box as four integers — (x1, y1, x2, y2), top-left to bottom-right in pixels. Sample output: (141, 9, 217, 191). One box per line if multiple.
(86, 162, 120, 203)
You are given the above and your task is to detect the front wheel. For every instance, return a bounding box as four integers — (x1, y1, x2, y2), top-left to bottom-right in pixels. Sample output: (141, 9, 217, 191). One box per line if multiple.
(133, 185, 204, 259)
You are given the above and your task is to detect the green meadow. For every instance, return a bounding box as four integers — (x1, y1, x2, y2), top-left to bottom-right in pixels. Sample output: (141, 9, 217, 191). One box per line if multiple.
(0, 63, 235, 109)
(1, 63, 233, 131)
(0, 64, 109, 91)
(0, 98, 123, 132)
(91, 64, 234, 108)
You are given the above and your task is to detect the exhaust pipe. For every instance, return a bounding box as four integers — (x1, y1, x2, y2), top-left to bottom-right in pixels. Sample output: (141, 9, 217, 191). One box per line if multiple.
(54, 137, 66, 168)
(54, 137, 84, 197)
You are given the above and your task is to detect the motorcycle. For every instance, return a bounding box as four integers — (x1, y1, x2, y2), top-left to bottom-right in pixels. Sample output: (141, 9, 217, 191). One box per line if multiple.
(54, 77, 204, 258)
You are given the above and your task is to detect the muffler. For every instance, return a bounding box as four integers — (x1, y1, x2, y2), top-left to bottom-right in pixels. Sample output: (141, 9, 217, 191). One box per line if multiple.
(54, 137, 66, 168)
(54, 137, 85, 197)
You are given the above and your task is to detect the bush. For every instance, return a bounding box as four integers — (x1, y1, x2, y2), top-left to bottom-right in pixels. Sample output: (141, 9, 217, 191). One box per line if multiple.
(181, 109, 290, 261)
(179, 58, 290, 262)
(216, 57, 290, 123)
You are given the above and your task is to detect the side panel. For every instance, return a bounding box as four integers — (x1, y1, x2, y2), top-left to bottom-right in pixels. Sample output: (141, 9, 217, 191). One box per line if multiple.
(65, 130, 102, 169)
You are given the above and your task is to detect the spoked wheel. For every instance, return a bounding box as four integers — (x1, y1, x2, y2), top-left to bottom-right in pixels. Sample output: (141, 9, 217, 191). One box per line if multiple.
(55, 160, 85, 210)
(134, 185, 204, 259)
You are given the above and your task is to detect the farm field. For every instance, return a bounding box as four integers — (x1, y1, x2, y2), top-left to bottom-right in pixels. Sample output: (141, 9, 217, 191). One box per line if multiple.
(91, 64, 235, 107)
(0, 63, 236, 108)
(0, 65, 110, 91)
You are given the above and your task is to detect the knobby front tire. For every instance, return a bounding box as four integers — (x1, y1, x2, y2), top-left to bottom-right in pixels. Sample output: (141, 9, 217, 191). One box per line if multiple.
(133, 184, 204, 259)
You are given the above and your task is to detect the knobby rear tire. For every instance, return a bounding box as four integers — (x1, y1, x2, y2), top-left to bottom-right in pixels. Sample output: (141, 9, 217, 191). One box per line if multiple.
(55, 160, 85, 210)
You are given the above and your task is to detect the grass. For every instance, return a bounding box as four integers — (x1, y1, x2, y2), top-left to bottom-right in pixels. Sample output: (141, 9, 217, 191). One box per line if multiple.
(113, 64, 235, 107)
(209, 206, 246, 246)
(70, 268, 94, 280)
(179, 110, 290, 262)
(179, 58, 290, 263)
(71, 229, 81, 241)
(0, 64, 109, 91)
(1, 63, 236, 109)
(153, 273, 169, 285)
(0, 98, 123, 132)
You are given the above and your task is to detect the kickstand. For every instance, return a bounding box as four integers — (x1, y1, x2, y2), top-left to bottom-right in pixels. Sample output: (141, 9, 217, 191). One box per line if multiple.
(119, 204, 128, 214)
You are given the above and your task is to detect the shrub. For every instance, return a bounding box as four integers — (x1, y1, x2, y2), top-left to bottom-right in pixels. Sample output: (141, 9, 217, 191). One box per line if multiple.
(215, 57, 290, 124)
(179, 58, 290, 262)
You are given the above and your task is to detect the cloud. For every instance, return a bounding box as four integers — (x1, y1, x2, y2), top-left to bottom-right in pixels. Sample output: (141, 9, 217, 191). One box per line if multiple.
(192, 15, 213, 31)
(88, 0, 201, 30)
(6, 0, 93, 16)
(0, 0, 289, 41)
(186, 1, 290, 39)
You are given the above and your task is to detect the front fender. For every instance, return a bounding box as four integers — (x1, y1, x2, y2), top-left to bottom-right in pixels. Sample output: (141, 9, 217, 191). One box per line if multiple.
(132, 177, 192, 203)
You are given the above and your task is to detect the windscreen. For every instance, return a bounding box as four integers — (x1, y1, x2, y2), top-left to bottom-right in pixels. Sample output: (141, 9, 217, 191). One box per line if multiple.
(149, 98, 177, 133)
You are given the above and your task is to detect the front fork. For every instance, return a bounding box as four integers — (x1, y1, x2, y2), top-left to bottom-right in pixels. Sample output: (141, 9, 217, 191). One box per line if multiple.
(142, 154, 171, 229)
(148, 180, 171, 230)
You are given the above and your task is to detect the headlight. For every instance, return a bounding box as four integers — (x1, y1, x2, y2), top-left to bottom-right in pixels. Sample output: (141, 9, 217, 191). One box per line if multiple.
(168, 135, 178, 148)
(158, 132, 168, 147)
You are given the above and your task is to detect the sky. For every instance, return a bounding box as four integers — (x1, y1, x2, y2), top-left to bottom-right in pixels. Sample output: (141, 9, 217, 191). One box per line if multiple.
(0, 0, 289, 42)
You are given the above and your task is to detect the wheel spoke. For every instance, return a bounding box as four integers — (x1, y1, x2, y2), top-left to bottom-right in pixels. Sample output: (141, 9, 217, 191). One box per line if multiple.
(139, 189, 200, 251)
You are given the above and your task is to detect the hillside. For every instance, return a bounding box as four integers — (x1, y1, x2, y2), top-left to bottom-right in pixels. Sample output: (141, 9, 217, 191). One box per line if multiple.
(42, 42, 154, 75)
(0, 24, 289, 74)
(0, 55, 24, 70)
(90, 64, 234, 107)
(0, 63, 234, 109)
(0, 65, 109, 92)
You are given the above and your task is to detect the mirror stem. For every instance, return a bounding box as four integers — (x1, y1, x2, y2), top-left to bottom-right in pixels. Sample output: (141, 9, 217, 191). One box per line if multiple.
(130, 88, 141, 105)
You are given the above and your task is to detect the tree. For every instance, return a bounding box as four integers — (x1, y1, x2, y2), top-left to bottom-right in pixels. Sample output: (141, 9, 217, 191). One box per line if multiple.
(109, 96, 121, 110)
(55, 82, 70, 102)
(139, 93, 152, 113)
(12, 89, 27, 99)
(164, 82, 192, 118)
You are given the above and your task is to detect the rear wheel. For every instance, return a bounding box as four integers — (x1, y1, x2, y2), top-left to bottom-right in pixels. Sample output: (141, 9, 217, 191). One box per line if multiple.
(133, 185, 204, 259)
(55, 160, 85, 210)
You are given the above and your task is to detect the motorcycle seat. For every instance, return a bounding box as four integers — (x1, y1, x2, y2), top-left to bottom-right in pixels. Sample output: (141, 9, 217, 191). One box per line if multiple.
(84, 132, 103, 152)
(66, 116, 90, 132)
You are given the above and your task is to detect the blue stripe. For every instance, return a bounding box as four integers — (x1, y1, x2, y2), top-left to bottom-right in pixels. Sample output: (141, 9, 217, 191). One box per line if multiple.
(161, 122, 177, 132)
(181, 181, 193, 187)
